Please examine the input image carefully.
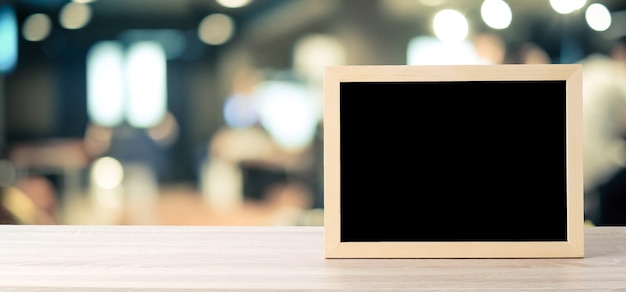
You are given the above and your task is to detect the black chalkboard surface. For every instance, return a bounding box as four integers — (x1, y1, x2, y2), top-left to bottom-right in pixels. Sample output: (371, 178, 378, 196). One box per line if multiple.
(340, 81, 567, 242)
(324, 65, 584, 258)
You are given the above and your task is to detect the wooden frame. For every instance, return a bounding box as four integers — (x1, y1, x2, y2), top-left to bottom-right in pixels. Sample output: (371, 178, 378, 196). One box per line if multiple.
(323, 64, 584, 258)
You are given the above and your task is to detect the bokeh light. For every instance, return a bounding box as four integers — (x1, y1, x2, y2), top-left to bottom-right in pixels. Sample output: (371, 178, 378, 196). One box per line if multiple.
(293, 34, 346, 83)
(407, 36, 477, 65)
(255, 80, 320, 150)
(586, 3, 611, 32)
(216, 0, 252, 8)
(550, 0, 586, 15)
(198, 13, 235, 45)
(0, 5, 17, 73)
(126, 41, 168, 128)
(87, 41, 125, 127)
(433, 9, 468, 44)
(59, 2, 92, 29)
(223, 94, 259, 128)
(91, 156, 124, 189)
(481, 0, 512, 30)
(22, 13, 51, 42)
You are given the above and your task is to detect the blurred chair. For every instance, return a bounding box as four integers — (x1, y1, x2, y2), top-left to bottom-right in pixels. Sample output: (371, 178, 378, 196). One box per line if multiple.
(0, 186, 41, 224)
(8, 138, 90, 223)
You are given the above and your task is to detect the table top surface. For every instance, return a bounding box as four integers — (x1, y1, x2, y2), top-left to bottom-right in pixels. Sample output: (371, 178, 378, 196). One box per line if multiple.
(0, 225, 625, 291)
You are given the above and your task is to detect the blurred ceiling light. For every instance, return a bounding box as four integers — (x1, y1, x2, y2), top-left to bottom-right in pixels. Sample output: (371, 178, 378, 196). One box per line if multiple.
(550, 0, 586, 15)
(87, 41, 125, 127)
(433, 9, 468, 44)
(22, 13, 51, 42)
(73, 0, 96, 3)
(586, 3, 611, 32)
(0, 5, 17, 73)
(255, 80, 320, 150)
(481, 0, 512, 30)
(91, 156, 124, 190)
(293, 34, 346, 83)
(572, 0, 587, 11)
(407, 35, 478, 65)
(216, 0, 252, 8)
(198, 13, 235, 45)
(59, 2, 91, 29)
(126, 41, 167, 128)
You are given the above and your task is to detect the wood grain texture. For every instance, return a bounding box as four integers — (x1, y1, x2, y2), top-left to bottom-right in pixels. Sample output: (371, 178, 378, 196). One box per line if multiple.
(0, 226, 624, 291)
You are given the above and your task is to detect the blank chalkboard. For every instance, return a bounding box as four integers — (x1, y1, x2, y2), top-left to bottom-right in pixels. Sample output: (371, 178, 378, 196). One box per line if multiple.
(324, 65, 584, 258)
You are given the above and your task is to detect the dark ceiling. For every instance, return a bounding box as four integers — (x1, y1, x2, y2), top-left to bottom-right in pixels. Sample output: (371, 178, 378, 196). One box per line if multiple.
(9, 0, 626, 53)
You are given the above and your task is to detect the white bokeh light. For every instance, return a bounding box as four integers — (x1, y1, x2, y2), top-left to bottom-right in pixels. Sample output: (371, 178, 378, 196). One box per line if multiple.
(550, 0, 586, 15)
(407, 36, 478, 65)
(216, 0, 252, 8)
(255, 80, 320, 150)
(293, 34, 346, 83)
(198, 13, 235, 45)
(0, 5, 17, 74)
(126, 41, 168, 128)
(433, 9, 468, 44)
(481, 0, 512, 30)
(91, 156, 124, 190)
(586, 3, 611, 32)
(87, 41, 126, 127)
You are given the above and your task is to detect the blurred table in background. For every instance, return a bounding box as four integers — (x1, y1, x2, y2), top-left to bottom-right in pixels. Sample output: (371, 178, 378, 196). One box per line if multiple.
(61, 183, 323, 226)
(0, 226, 625, 290)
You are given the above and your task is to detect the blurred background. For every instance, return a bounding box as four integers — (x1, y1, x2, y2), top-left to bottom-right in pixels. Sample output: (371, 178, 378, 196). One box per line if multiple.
(1, 0, 626, 226)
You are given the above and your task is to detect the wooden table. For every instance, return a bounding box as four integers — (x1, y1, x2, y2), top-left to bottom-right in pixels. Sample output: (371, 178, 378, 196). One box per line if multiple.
(0, 226, 624, 291)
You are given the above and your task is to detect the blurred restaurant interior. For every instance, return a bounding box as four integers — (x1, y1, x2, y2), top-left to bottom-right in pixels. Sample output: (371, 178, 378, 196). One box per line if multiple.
(1, 0, 626, 226)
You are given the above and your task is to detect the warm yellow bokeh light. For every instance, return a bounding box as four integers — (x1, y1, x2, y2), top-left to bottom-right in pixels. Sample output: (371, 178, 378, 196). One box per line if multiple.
(22, 13, 51, 41)
(91, 156, 124, 190)
(481, 0, 512, 30)
(59, 2, 92, 29)
(198, 13, 235, 45)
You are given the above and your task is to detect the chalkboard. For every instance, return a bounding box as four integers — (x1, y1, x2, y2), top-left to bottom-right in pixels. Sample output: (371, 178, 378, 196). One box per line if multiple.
(323, 65, 584, 258)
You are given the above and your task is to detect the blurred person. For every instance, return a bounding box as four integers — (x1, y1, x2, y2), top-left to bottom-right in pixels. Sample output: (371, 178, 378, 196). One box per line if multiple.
(504, 42, 551, 64)
(580, 37, 626, 225)
(473, 32, 506, 64)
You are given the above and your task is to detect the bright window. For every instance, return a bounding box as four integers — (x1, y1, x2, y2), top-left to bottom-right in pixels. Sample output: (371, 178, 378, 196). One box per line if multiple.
(87, 40, 167, 128)
(87, 41, 126, 127)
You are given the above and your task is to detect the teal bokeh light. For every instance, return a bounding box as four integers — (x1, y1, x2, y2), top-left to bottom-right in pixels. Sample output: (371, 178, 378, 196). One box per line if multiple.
(0, 5, 18, 74)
